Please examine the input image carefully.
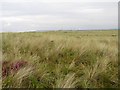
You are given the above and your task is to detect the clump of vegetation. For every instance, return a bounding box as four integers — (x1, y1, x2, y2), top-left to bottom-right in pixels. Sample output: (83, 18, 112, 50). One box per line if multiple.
(2, 60, 27, 77)
(1, 30, 118, 88)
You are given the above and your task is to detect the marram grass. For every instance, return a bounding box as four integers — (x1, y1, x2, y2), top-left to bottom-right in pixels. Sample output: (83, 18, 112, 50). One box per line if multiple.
(1, 30, 118, 88)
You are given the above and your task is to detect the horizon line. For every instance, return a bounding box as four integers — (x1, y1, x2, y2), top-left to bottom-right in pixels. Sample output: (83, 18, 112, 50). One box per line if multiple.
(0, 29, 118, 33)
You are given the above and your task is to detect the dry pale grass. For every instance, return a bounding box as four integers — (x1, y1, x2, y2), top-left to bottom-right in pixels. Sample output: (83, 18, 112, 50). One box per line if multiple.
(1, 30, 118, 88)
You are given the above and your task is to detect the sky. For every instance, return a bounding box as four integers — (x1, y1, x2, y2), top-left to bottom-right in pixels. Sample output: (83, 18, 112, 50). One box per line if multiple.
(0, 0, 119, 32)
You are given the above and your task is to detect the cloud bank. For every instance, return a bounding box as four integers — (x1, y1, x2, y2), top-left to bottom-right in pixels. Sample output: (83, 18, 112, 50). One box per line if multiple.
(1, 0, 118, 32)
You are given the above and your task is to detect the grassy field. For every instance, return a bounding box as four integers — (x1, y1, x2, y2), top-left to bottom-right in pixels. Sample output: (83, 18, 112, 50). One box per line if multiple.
(1, 30, 118, 88)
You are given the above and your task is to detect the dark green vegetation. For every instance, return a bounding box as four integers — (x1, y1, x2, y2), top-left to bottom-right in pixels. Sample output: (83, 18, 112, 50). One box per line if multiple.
(1, 30, 118, 88)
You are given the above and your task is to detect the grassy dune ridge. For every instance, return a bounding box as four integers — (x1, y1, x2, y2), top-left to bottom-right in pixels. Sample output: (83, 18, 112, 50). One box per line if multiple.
(1, 30, 118, 88)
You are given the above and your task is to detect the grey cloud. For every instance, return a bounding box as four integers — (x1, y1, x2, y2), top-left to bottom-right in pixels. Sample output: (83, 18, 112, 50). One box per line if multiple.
(1, 2, 118, 32)
(2, 2, 117, 16)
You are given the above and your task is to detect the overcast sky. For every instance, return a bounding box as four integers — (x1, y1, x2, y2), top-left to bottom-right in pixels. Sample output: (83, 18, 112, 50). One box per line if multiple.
(0, 0, 119, 32)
